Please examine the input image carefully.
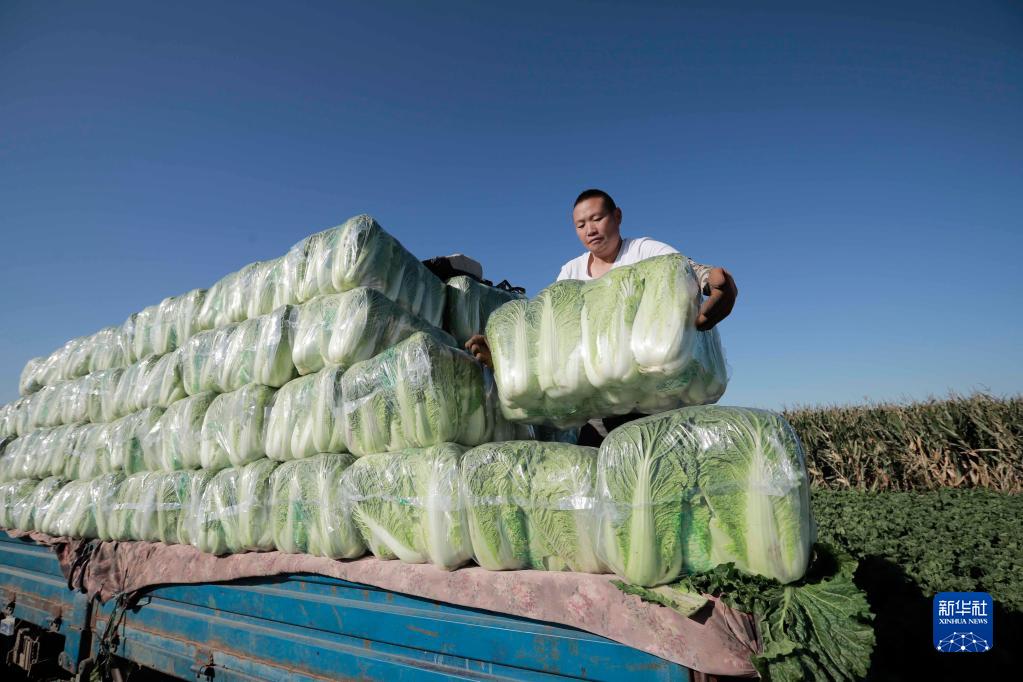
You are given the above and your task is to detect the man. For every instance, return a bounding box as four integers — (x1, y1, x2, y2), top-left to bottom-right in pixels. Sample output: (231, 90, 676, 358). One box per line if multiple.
(466, 188, 738, 444)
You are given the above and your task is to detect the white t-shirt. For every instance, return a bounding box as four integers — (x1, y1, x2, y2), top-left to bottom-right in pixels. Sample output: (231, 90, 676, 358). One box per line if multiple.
(557, 237, 678, 281)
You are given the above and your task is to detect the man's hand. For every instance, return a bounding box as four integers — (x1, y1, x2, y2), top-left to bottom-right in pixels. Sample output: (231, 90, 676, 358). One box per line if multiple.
(465, 334, 494, 369)
(695, 267, 737, 331)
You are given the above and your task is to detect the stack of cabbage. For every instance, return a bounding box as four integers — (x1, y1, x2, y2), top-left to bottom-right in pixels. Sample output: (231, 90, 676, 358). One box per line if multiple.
(443, 276, 524, 346)
(0, 214, 536, 559)
(0, 213, 814, 589)
(487, 254, 729, 427)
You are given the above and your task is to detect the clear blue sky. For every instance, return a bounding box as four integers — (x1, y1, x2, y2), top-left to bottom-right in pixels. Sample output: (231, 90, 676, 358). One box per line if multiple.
(1, 0, 1020, 410)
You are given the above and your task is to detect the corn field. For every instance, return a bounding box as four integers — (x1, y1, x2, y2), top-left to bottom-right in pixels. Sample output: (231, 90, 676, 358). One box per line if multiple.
(784, 392, 1023, 492)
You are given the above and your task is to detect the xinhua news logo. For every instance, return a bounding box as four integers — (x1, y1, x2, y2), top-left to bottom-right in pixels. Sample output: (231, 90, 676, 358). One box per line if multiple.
(933, 592, 994, 653)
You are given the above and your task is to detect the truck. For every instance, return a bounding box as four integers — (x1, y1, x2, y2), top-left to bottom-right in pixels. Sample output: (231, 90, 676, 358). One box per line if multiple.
(0, 533, 700, 681)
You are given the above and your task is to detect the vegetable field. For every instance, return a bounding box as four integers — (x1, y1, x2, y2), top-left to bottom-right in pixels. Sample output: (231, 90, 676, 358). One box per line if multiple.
(794, 394, 1021, 679)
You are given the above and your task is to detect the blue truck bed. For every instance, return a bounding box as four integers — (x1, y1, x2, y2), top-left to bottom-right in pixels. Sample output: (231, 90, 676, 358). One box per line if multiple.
(0, 534, 694, 681)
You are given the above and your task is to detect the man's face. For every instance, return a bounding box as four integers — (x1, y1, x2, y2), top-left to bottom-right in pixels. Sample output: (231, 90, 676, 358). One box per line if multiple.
(573, 197, 622, 258)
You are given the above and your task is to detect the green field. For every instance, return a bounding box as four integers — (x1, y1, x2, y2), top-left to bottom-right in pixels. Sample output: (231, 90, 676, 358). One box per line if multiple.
(790, 394, 1021, 680)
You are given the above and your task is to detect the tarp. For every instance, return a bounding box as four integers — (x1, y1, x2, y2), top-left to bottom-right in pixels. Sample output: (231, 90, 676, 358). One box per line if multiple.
(8, 529, 760, 677)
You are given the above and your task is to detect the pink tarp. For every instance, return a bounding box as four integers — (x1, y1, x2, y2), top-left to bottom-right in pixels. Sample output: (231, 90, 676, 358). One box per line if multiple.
(8, 530, 760, 677)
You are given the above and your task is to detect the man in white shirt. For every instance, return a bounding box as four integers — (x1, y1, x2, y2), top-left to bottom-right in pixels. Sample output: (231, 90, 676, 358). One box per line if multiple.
(556, 189, 736, 323)
(466, 188, 738, 444)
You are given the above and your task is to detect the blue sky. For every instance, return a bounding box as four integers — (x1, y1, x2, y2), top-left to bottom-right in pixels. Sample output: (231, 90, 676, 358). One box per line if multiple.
(1, 0, 1020, 410)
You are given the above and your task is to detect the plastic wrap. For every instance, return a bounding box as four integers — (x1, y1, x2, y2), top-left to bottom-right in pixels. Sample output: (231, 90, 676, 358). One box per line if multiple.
(89, 326, 131, 374)
(199, 384, 276, 471)
(129, 304, 161, 362)
(460, 441, 602, 573)
(110, 357, 152, 419)
(39, 479, 97, 538)
(25, 384, 64, 433)
(92, 472, 126, 541)
(12, 476, 67, 532)
(343, 444, 471, 569)
(197, 269, 243, 331)
(487, 254, 729, 427)
(0, 425, 80, 482)
(269, 453, 364, 558)
(135, 350, 187, 410)
(265, 367, 345, 462)
(444, 276, 525, 346)
(144, 288, 207, 357)
(341, 332, 500, 455)
(250, 251, 305, 318)
(182, 306, 297, 395)
(188, 458, 279, 555)
(102, 472, 151, 541)
(181, 324, 234, 394)
(0, 479, 37, 529)
(19, 358, 45, 396)
(295, 214, 445, 326)
(142, 391, 215, 472)
(111, 407, 165, 475)
(89, 368, 125, 423)
(116, 470, 217, 544)
(58, 376, 88, 425)
(596, 406, 815, 587)
(292, 287, 455, 376)
(65, 423, 111, 481)
(0, 400, 23, 440)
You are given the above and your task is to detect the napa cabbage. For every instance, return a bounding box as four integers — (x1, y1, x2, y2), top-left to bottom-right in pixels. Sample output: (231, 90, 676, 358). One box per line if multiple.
(596, 406, 815, 586)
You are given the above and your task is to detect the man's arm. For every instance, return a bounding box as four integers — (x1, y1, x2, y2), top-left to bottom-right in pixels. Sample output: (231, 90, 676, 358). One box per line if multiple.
(693, 264, 738, 331)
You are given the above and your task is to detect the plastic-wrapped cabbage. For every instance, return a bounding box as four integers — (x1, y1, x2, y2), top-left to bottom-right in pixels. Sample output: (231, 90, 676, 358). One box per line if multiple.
(343, 444, 471, 569)
(91, 472, 126, 541)
(265, 367, 345, 461)
(63, 424, 107, 480)
(12, 476, 66, 532)
(200, 384, 276, 471)
(40, 479, 97, 538)
(0, 434, 31, 481)
(183, 308, 297, 395)
(197, 269, 243, 331)
(20, 357, 45, 396)
(172, 470, 218, 546)
(62, 336, 95, 382)
(152, 289, 207, 356)
(295, 215, 445, 326)
(188, 458, 278, 555)
(342, 332, 495, 455)
(596, 406, 815, 587)
(2, 426, 80, 481)
(24, 384, 64, 433)
(292, 287, 455, 376)
(130, 304, 161, 362)
(460, 441, 602, 572)
(142, 391, 215, 472)
(85, 368, 125, 424)
(218, 305, 297, 392)
(135, 350, 186, 410)
(0, 479, 37, 528)
(487, 254, 728, 427)
(137, 470, 216, 545)
(57, 376, 89, 425)
(181, 324, 235, 395)
(112, 407, 165, 475)
(102, 472, 151, 541)
(89, 326, 131, 374)
(111, 356, 158, 419)
(270, 453, 364, 558)
(444, 276, 525, 346)
(252, 250, 305, 316)
(0, 400, 23, 440)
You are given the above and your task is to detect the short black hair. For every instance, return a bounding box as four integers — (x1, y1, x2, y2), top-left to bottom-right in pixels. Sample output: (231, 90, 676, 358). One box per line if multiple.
(574, 188, 617, 213)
